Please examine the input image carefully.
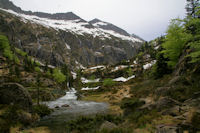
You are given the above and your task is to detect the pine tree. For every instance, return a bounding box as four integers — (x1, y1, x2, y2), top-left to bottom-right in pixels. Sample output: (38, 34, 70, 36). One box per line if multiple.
(36, 74, 41, 105)
(186, 0, 200, 18)
(185, 0, 200, 63)
(15, 65, 20, 78)
(61, 64, 70, 88)
(44, 61, 48, 72)
(162, 20, 191, 67)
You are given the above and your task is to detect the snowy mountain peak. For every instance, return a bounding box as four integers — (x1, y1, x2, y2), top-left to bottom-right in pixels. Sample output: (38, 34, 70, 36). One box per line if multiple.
(31, 11, 85, 21)
(0, 0, 85, 21)
(90, 18, 102, 23)
(0, 0, 144, 43)
(0, 0, 144, 67)
(90, 18, 109, 27)
(89, 18, 130, 37)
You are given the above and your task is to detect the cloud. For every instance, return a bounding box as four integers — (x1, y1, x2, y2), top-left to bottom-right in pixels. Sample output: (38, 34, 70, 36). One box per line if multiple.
(10, 0, 186, 41)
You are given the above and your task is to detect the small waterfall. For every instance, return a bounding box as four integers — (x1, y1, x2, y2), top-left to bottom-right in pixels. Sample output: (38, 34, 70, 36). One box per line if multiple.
(18, 39, 22, 48)
(67, 82, 77, 93)
(46, 83, 77, 108)
(35, 34, 42, 57)
(61, 83, 77, 101)
(37, 39, 42, 51)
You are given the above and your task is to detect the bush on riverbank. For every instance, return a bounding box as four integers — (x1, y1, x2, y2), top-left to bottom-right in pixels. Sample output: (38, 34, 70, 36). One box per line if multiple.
(33, 104, 52, 117)
(66, 114, 123, 132)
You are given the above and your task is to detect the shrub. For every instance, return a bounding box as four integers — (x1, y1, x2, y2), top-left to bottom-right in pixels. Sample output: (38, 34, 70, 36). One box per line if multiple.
(52, 68, 66, 83)
(89, 75, 96, 80)
(2, 105, 20, 125)
(103, 78, 115, 87)
(0, 35, 10, 50)
(0, 118, 9, 133)
(162, 20, 191, 68)
(33, 104, 52, 117)
(151, 52, 172, 79)
(35, 61, 41, 66)
(15, 48, 27, 56)
(120, 97, 145, 110)
(127, 109, 159, 128)
(98, 128, 132, 133)
(13, 55, 20, 64)
(127, 68, 133, 77)
(46, 70, 51, 77)
(191, 112, 200, 128)
(66, 114, 123, 132)
(0, 35, 14, 60)
(34, 67, 41, 73)
(120, 97, 145, 117)
(3, 48, 13, 60)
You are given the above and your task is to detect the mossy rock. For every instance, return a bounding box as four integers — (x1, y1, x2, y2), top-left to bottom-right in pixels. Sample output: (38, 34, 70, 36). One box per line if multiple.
(0, 83, 32, 111)
(0, 118, 9, 133)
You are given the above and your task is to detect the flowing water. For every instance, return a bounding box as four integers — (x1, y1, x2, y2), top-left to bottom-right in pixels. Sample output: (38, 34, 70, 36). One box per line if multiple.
(36, 88, 108, 133)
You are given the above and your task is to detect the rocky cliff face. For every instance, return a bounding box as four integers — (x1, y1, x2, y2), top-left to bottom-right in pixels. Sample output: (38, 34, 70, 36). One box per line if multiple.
(0, 0, 144, 68)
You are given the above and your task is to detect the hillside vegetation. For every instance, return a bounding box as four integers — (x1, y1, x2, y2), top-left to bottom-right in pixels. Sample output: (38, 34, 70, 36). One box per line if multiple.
(67, 1, 200, 132)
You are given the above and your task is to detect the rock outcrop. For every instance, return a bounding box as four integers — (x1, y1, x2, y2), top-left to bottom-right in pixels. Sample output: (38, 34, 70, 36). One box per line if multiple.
(156, 124, 182, 133)
(0, 83, 32, 110)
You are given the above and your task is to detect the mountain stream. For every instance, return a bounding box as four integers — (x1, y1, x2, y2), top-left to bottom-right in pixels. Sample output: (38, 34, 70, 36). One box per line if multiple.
(35, 88, 108, 132)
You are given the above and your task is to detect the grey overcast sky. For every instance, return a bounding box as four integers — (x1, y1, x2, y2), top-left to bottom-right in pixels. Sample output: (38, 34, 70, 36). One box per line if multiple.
(10, 0, 186, 41)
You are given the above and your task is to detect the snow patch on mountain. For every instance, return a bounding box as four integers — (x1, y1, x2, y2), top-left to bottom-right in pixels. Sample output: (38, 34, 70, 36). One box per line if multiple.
(81, 77, 100, 83)
(71, 71, 77, 79)
(0, 8, 142, 43)
(81, 86, 100, 91)
(92, 21, 108, 27)
(65, 43, 71, 50)
(113, 75, 135, 82)
(88, 65, 105, 70)
(143, 60, 157, 70)
(100, 29, 142, 43)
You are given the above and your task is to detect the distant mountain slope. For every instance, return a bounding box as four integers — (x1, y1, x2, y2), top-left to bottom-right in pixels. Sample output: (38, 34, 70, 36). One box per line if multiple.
(0, 0, 144, 68)
(0, 0, 85, 21)
(0, 0, 144, 43)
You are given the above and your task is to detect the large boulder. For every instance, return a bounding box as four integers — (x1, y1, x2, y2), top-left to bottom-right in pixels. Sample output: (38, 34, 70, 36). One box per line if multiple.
(140, 97, 181, 111)
(100, 121, 117, 131)
(155, 97, 181, 111)
(0, 83, 32, 111)
(156, 124, 182, 133)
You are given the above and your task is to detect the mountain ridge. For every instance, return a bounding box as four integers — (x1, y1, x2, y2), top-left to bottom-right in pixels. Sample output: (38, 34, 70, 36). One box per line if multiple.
(0, 0, 144, 68)
(0, 0, 143, 40)
(0, 0, 87, 21)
